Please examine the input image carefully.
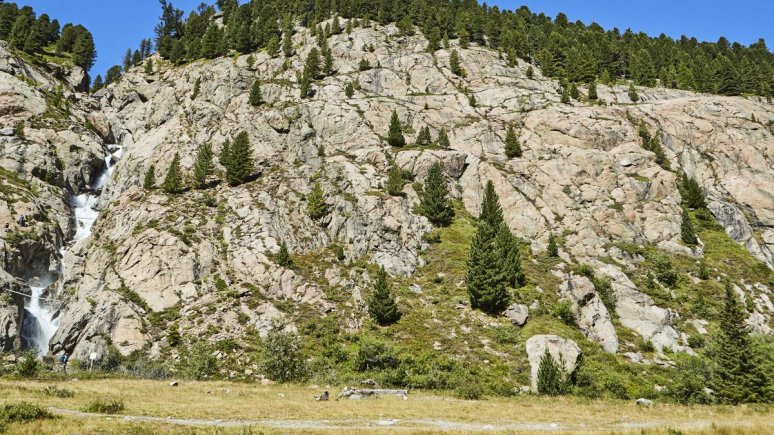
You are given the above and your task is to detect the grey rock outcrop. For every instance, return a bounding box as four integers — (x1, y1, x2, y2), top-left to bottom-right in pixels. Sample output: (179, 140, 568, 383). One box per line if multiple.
(504, 303, 529, 327)
(557, 273, 618, 353)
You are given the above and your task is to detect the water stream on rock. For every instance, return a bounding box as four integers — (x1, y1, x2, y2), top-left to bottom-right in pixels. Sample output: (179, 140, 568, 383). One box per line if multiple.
(21, 144, 123, 355)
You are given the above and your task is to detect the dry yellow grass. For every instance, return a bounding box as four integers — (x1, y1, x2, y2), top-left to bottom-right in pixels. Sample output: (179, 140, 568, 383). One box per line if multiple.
(0, 379, 772, 434)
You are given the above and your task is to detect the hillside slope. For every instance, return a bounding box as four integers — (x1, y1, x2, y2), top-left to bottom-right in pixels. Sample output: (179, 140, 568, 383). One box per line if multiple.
(1, 22, 773, 396)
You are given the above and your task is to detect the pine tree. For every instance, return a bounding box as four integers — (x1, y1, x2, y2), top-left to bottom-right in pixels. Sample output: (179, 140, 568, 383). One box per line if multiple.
(386, 163, 405, 196)
(479, 180, 504, 229)
(526, 65, 534, 79)
(547, 233, 559, 257)
(358, 58, 371, 71)
(345, 82, 354, 98)
(143, 164, 156, 190)
(450, 49, 465, 77)
(437, 129, 450, 148)
(387, 110, 405, 147)
(144, 58, 154, 75)
(560, 89, 570, 104)
(282, 16, 293, 57)
(711, 279, 760, 404)
(331, 16, 342, 35)
(504, 124, 522, 158)
(192, 143, 214, 189)
(628, 83, 639, 103)
(680, 173, 707, 209)
(537, 349, 566, 395)
(368, 266, 401, 326)
(321, 43, 334, 76)
(224, 131, 254, 186)
(123, 48, 133, 72)
(201, 23, 223, 59)
(466, 181, 510, 315)
(588, 80, 598, 100)
(249, 79, 263, 106)
(90, 75, 104, 93)
(569, 82, 580, 100)
(276, 239, 291, 267)
(416, 126, 432, 146)
(191, 77, 201, 100)
(307, 181, 328, 220)
(161, 152, 183, 194)
(418, 162, 454, 226)
(219, 139, 231, 168)
(496, 224, 524, 287)
(681, 208, 698, 246)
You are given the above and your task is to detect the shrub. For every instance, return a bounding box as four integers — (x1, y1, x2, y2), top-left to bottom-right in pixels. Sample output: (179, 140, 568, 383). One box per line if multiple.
(652, 254, 678, 287)
(592, 276, 616, 314)
(354, 338, 398, 372)
(537, 349, 568, 395)
(0, 402, 53, 428)
(554, 300, 575, 326)
(15, 352, 39, 378)
(261, 328, 307, 382)
(667, 355, 714, 404)
(688, 334, 706, 349)
(454, 378, 484, 400)
(178, 342, 218, 380)
(43, 385, 74, 398)
(81, 398, 125, 414)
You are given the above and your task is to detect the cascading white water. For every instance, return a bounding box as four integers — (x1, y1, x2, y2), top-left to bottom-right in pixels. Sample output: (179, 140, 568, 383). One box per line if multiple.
(21, 144, 124, 355)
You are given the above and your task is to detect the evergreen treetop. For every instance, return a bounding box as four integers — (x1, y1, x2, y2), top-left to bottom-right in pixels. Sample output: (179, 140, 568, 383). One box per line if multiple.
(387, 110, 406, 147)
(367, 266, 401, 326)
(418, 161, 454, 226)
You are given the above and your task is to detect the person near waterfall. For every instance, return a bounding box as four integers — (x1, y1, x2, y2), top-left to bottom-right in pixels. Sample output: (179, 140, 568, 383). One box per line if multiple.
(59, 352, 70, 374)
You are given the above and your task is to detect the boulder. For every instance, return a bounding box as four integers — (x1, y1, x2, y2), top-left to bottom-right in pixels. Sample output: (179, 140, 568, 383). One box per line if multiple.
(557, 273, 618, 353)
(504, 303, 529, 326)
(525, 335, 582, 391)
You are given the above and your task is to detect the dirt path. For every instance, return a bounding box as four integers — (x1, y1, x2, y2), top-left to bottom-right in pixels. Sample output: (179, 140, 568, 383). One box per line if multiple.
(50, 407, 770, 432)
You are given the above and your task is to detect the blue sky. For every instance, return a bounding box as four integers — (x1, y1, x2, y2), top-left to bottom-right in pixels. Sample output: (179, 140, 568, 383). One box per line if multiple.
(13, 0, 774, 77)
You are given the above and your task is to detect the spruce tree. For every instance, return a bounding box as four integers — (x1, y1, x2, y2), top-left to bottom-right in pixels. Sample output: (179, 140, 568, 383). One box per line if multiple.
(496, 224, 524, 287)
(161, 152, 183, 194)
(681, 209, 698, 246)
(143, 164, 156, 190)
(219, 139, 231, 168)
(628, 83, 639, 102)
(560, 89, 570, 104)
(192, 142, 214, 189)
(368, 266, 401, 326)
(437, 129, 450, 149)
(450, 49, 465, 77)
(504, 124, 522, 158)
(307, 181, 328, 220)
(416, 126, 432, 146)
(526, 65, 534, 79)
(466, 181, 510, 315)
(698, 259, 709, 280)
(90, 75, 103, 93)
(249, 79, 263, 106)
(711, 279, 759, 404)
(537, 349, 566, 395)
(201, 23, 223, 59)
(418, 162, 454, 226)
(276, 239, 291, 267)
(144, 58, 154, 75)
(569, 82, 580, 100)
(345, 82, 354, 98)
(386, 163, 405, 196)
(387, 110, 405, 147)
(588, 80, 598, 100)
(547, 233, 559, 257)
(680, 173, 707, 209)
(224, 131, 254, 186)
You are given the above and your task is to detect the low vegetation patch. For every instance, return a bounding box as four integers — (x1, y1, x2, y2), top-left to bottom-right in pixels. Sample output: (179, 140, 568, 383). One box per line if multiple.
(80, 398, 125, 414)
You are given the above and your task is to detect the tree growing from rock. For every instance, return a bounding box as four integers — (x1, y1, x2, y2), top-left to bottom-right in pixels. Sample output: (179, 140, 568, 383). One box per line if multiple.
(450, 49, 465, 77)
(249, 79, 263, 106)
(192, 142, 214, 189)
(547, 232, 559, 257)
(711, 279, 762, 404)
(161, 152, 183, 194)
(526, 65, 534, 79)
(276, 239, 291, 267)
(307, 181, 328, 220)
(368, 266, 401, 326)
(143, 165, 156, 190)
(504, 124, 522, 158)
(224, 132, 254, 186)
(681, 209, 698, 246)
(437, 129, 450, 148)
(418, 162, 454, 226)
(416, 126, 432, 146)
(345, 82, 354, 98)
(387, 110, 405, 147)
(588, 80, 598, 100)
(537, 349, 567, 395)
(680, 173, 707, 209)
(386, 162, 406, 196)
(628, 83, 639, 102)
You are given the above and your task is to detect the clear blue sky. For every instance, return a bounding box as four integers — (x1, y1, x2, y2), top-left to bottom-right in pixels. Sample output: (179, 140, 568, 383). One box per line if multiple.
(13, 0, 774, 77)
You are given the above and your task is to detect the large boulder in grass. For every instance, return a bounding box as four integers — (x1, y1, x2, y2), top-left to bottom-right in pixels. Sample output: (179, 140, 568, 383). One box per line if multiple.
(525, 335, 582, 391)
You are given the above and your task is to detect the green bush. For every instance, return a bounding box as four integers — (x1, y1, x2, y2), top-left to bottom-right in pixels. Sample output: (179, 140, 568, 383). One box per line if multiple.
(81, 398, 125, 414)
(42, 385, 74, 398)
(261, 328, 308, 382)
(651, 254, 678, 287)
(15, 352, 39, 378)
(354, 338, 398, 372)
(177, 342, 218, 380)
(0, 402, 53, 430)
(454, 378, 484, 400)
(667, 355, 714, 404)
(554, 300, 576, 325)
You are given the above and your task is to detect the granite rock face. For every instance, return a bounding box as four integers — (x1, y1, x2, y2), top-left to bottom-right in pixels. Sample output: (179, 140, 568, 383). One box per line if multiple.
(0, 22, 772, 361)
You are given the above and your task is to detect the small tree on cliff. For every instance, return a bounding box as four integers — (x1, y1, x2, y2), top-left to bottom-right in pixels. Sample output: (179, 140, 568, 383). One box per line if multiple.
(161, 153, 183, 194)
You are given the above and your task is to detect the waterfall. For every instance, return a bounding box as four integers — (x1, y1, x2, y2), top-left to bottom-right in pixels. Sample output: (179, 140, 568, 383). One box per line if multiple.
(21, 144, 124, 355)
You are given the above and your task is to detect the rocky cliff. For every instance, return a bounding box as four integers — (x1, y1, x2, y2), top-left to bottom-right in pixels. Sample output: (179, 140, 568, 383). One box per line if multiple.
(1, 23, 772, 387)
